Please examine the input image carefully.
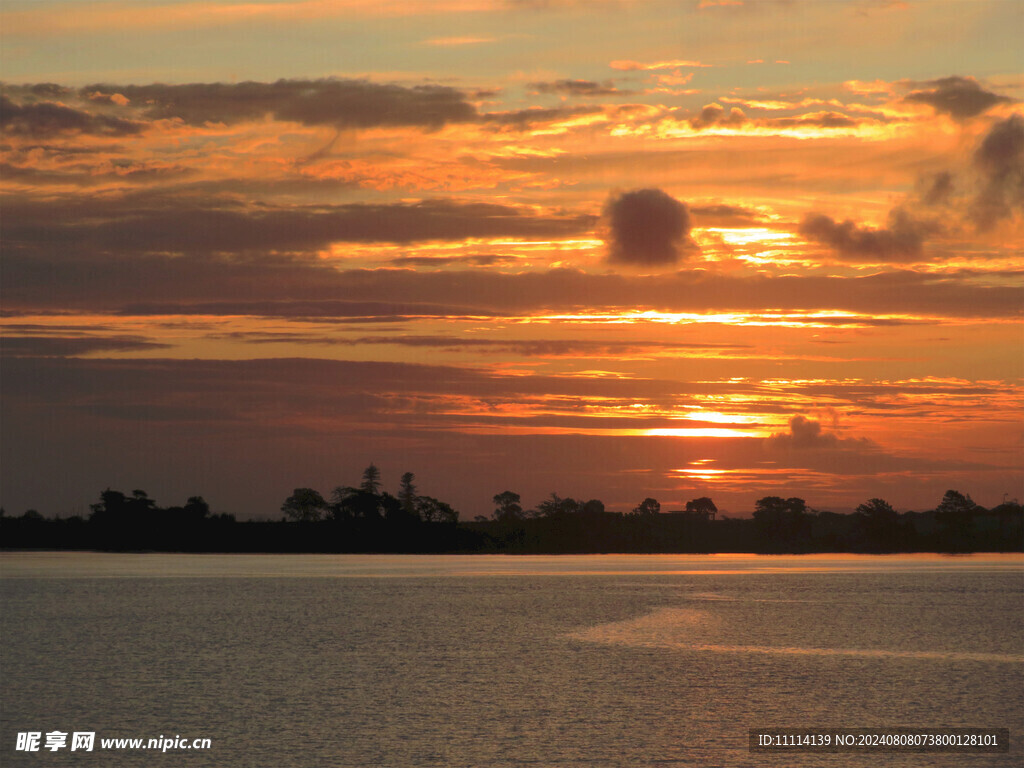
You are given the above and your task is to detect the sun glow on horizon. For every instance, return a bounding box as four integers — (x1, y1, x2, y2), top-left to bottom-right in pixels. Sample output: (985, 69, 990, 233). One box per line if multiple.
(646, 427, 769, 439)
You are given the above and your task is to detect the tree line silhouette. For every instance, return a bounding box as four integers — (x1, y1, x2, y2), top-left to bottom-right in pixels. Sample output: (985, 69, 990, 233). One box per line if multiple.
(2, 464, 1021, 553)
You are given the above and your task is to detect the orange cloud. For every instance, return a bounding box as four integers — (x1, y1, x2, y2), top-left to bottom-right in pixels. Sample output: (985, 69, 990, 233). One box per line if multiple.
(422, 36, 496, 46)
(2, 0, 506, 36)
(610, 59, 711, 71)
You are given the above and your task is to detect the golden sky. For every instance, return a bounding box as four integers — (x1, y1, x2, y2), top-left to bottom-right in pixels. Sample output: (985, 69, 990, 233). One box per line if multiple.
(2, 0, 1022, 518)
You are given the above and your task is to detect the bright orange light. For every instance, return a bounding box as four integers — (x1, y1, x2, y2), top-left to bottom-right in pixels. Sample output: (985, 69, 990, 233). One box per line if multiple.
(682, 410, 759, 424)
(700, 227, 795, 245)
(645, 427, 768, 438)
(520, 309, 932, 329)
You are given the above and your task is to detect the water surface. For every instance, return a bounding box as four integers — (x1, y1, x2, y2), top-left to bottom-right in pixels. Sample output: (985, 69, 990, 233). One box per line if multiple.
(2, 553, 1021, 766)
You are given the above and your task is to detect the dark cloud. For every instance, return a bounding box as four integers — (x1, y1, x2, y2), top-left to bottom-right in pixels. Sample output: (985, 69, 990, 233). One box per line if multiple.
(0, 356, 751, 428)
(765, 415, 880, 455)
(974, 116, 1023, 172)
(83, 78, 478, 130)
(767, 415, 839, 450)
(603, 188, 694, 266)
(763, 112, 859, 129)
(118, 300, 501, 320)
(675, 100, 882, 133)
(117, 300, 934, 328)
(482, 105, 603, 129)
(969, 113, 1024, 230)
(227, 333, 749, 357)
(1, 196, 597, 258)
(529, 79, 624, 96)
(9, 79, 607, 135)
(4, 236, 1022, 320)
(689, 103, 747, 130)
(28, 83, 72, 98)
(0, 94, 144, 137)
(799, 208, 937, 262)
(0, 335, 171, 358)
(386, 254, 508, 268)
(0, 142, 122, 157)
(685, 103, 869, 132)
(904, 76, 1012, 120)
(920, 171, 955, 206)
(689, 203, 764, 226)
(0, 160, 193, 187)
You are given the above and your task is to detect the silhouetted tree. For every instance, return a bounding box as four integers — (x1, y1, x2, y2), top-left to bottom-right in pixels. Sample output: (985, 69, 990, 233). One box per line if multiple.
(360, 464, 382, 495)
(89, 488, 128, 524)
(856, 497, 896, 518)
(329, 486, 353, 521)
(332, 486, 383, 520)
(753, 496, 811, 549)
(90, 488, 156, 526)
(86, 488, 167, 547)
(281, 488, 327, 522)
(183, 496, 211, 522)
(416, 496, 458, 524)
(8, 477, 1024, 554)
(936, 489, 978, 516)
(492, 491, 523, 522)
(399, 472, 417, 517)
(536, 493, 580, 517)
(989, 498, 1024, 547)
(381, 492, 409, 526)
(685, 497, 717, 518)
(854, 497, 902, 550)
(935, 489, 978, 549)
(633, 497, 660, 516)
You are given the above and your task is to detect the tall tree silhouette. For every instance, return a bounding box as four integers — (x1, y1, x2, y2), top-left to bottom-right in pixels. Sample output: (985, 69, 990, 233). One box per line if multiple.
(492, 491, 523, 522)
(399, 472, 418, 517)
(360, 464, 382, 495)
(935, 489, 978, 549)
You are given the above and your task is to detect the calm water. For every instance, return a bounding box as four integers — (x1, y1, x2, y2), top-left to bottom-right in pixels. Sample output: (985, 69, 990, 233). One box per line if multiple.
(2, 553, 1022, 767)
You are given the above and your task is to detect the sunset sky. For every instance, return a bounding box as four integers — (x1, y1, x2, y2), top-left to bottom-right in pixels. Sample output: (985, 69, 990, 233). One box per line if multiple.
(2, 0, 1022, 520)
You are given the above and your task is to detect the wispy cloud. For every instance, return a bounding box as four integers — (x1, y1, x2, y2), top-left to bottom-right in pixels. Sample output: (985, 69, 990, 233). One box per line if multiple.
(3, 0, 509, 36)
(421, 35, 497, 46)
(609, 59, 712, 71)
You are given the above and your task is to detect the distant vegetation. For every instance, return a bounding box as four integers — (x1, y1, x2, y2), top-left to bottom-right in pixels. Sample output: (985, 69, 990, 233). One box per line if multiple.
(2, 465, 1021, 553)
